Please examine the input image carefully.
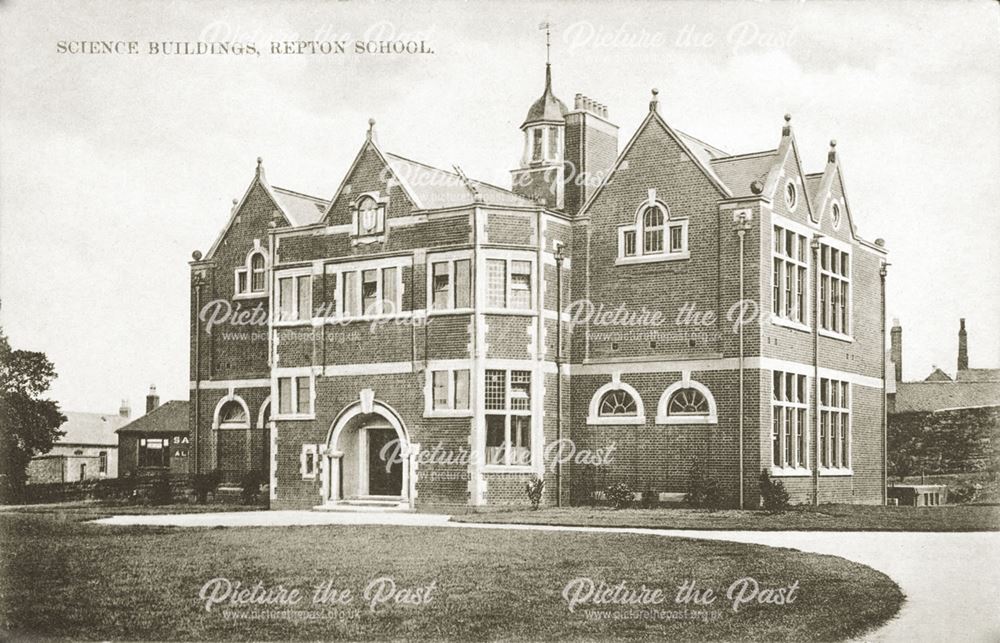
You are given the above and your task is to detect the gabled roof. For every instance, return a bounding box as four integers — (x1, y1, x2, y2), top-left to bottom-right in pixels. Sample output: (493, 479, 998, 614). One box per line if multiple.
(893, 381, 1000, 413)
(117, 400, 189, 435)
(676, 130, 729, 166)
(56, 412, 128, 446)
(925, 368, 953, 382)
(710, 151, 778, 198)
(578, 108, 732, 217)
(956, 368, 1000, 382)
(204, 159, 293, 260)
(271, 187, 329, 227)
(384, 153, 537, 209)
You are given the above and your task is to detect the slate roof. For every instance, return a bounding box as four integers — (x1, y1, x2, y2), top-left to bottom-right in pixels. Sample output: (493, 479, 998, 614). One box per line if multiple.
(271, 186, 329, 227)
(384, 153, 537, 209)
(893, 381, 1000, 413)
(57, 412, 128, 446)
(710, 151, 778, 198)
(116, 400, 190, 435)
(924, 368, 953, 382)
(956, 368, 1000, 382)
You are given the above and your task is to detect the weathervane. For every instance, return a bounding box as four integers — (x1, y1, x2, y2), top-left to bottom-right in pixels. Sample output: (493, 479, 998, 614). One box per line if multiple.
(540, 21, 551, 64)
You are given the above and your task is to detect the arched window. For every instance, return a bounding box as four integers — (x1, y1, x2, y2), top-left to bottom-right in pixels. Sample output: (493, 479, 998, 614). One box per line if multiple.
(250, 253, 266, 292)
(357, 196, 379, 235)
(218, 399, 249, 428)
(656, 377, 718, 425)
(618, 198, 688, 262)
(642, 206, 664, 254)
(598, 390, 637, 417)
(667, 388, 710, 416)
(587, 378, 645, 425)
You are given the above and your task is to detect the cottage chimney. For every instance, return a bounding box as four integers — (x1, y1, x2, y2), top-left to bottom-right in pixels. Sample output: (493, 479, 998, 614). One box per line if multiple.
(119, 399, 131, 418)
(890, 319, 902, 382)
(958, 318, 969, 372)
(146, 385, 160, 414)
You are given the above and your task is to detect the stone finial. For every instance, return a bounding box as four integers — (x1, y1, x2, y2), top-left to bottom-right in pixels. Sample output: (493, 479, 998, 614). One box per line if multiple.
(782, 113, 792, 136)
(828, 139, 838, 164)
(255, 156, 265, 181)
(191, 250, 203, 261)
(649, 88, 659, 113)
(367, 118, 376, 141)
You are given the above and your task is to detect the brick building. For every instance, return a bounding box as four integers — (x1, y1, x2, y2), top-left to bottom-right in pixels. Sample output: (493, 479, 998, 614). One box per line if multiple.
(189, 61, 889, 510)
(117, 386, 191, 476)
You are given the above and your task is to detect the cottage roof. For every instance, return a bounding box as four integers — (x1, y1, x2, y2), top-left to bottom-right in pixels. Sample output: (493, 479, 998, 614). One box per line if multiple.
(116, 400, 190, 435)
(893, 381, 1000, 413)
(57, 412, 128, 446)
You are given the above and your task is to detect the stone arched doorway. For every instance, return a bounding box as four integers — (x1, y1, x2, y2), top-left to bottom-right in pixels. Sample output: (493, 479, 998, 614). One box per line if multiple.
(322, 393, 417, 509)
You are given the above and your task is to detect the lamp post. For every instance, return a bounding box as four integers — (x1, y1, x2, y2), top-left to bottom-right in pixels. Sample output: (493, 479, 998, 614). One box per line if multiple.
(733, 210, 752, 509)
(554, 242, 565, 507)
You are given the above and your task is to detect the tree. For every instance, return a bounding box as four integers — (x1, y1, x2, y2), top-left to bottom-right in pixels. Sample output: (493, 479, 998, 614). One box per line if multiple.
(0, 328, 66, 502)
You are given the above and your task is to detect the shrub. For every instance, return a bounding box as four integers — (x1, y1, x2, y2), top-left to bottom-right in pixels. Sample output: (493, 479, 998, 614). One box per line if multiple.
(684, 462, 725, 509)
(240, 470, 268, 505)
(524, 475, 545, 510)
(149, 472, 173, 505)
(605, 482, 633, 510)
(759, 470, 790, 511)
(192, 469, 222, 504)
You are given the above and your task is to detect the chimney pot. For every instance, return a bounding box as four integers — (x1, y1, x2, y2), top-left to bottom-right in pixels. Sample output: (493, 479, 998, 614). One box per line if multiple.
(146, 384, 160, 414)
(958, 318, 969, 371)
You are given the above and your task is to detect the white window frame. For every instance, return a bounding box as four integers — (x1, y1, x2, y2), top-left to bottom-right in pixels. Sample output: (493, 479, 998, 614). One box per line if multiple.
(274, 267, 313, 324)
(771, 223, 810, 331)
(300, 444, 319, 479)
(483, 251, 535, 314)
(483, 368, 535, 469)
(426, 250, 474, 313)
(322, 258, 407, 320)
(655, 375, 718, 425)
(616, 199, 689, 265)
(771, 370, 810, 476)
(274, 370, 315, 420)
(234, 242, 269, 300)
(819, 238, 852, 341)
(424, 366, 473, 417)
(819, 378, 852, 475)
(587, 375, 645, 425)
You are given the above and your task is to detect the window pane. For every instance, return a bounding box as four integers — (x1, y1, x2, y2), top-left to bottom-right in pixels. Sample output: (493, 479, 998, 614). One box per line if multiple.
(510, 261, 531, 309)
(511, 416, 531, 466)
(486, 415, 506, 465)
(432, 371, 448, 409)
(644, 227, 663, 253)
(297, 276, 311, 320)
(251, 254, 266, 291)
(623, 230, 636, 257)
(669, 226, 683, 252)
(773, 371, 782, 400)
(487, 260, 506, 308)
(296, 378, 310, 414)
(599, 390, 636, 416)
(343, 271, 359, 317)
(279, 378, 293, 414)
(772, 407, 781, 466)
(510, 370, 531, 410)
(382, 267, 397, 314)
(279, 278, 294, 321)
(361, 269, 378, 315)
(454, 370, 470, 410)
(547, 126, 558, 158)
(454, 259, 471, 308)
(432, 262, 449, 310)
(485, 370, 506, 410)
(797, 408, 807, 466)
(531, 129, 543, 161)
(238, 271, 248, 294)
(772, 261, 781, 315)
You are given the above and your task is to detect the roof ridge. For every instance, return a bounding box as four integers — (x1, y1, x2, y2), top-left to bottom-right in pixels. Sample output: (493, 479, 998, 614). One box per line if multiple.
(676, 129, 729, 157)
(387, 151, 531, 201)
(711, 149, 777, 163)
(271, 185, 330, 204)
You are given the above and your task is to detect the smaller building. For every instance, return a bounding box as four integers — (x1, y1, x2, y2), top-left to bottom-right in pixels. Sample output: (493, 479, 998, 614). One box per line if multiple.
(27, 405, 129, 483)
(116, 386, 191, 476)
(887, 484, 948, 506)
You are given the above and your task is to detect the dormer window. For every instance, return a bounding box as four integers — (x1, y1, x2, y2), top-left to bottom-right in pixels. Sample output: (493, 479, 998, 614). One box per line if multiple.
(351, 193, 386, 241)
(235, 247, 268, 298)
(617, 200, 689, 265)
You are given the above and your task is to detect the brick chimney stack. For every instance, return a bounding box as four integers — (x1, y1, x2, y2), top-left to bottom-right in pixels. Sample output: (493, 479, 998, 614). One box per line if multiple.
(890, 318, 902, 381)
(119, 399, 130, 418)
(958, 318, 968, 372)
(146, 384, 160, 414)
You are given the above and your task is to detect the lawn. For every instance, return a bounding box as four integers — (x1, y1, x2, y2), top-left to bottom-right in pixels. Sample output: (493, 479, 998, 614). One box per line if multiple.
(451, 503, 1000, 532)
(0, 509, 903, 641)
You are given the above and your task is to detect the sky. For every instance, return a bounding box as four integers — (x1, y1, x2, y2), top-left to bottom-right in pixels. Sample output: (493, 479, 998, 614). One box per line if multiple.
(1, 0, 998, 413)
